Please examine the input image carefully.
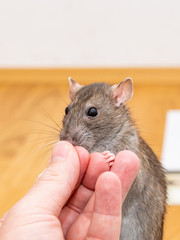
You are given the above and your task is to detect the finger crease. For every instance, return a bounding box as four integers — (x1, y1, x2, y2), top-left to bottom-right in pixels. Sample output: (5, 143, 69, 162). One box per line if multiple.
(82, 209, 93, 220)
(67, 202, 82, 215)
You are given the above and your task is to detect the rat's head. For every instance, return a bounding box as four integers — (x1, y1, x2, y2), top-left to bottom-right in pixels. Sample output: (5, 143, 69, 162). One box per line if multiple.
(60, 77, 133, 152)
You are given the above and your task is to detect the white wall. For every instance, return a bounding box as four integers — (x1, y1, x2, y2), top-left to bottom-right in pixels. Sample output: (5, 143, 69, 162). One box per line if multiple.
(0, 0, 180, 67)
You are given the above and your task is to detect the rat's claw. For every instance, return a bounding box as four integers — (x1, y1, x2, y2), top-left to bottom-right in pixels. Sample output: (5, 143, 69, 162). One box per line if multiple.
(108, 161, 114, 167)
(102, 151, 115, 162)
(103, 151, 111, 155)
(105, 155, 115, 163)
(102, 151, 115, 167)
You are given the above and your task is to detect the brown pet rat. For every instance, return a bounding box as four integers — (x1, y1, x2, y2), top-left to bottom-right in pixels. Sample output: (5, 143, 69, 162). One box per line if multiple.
(60, 77, 167, 240)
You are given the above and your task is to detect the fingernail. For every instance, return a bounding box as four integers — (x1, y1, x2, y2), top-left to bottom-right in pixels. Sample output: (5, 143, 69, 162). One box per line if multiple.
(50, 141, 70, 162)
(36, 168, 47, 182)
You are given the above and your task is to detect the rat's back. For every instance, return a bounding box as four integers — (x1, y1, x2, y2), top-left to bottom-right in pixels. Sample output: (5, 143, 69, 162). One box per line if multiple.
(119, 136, 166, 240)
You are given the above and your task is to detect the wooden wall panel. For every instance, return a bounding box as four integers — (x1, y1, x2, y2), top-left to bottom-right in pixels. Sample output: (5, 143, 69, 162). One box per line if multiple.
(0, 68, 180, 85)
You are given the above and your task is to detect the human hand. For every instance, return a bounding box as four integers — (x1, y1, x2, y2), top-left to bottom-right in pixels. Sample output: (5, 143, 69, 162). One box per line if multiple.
(0, 141, 139, 240)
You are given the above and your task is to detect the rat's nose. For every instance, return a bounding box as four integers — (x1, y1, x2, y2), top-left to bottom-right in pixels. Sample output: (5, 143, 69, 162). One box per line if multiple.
(61, 131, 83, 147)
(60, 131, 77, 146)
(72, 134, 78, 143)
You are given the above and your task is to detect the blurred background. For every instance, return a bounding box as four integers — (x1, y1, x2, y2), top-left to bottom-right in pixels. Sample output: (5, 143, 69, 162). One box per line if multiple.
(0, 1, 180, 239)
(0, 0, 180, 67)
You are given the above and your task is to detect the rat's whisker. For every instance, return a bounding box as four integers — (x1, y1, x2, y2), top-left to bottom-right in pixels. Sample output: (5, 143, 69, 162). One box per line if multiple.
(38, 147, 53, 161)
(28, 130, 59, 137)
(58, 94, 69, 106)
(29, 120, 60, 133)
(32, 138, 59, 146)
(38, 140, 59, 150)
(40, 109, 61, 130)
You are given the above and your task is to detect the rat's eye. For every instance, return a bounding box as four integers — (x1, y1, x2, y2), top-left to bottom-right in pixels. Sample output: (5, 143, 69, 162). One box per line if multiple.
(65, 107, 69, 115)
(86, 107, 98, 117)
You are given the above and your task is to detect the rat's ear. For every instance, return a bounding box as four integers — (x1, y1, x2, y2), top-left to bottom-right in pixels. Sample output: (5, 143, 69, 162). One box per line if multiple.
(111, 78, 133, 106)
(68, 77, 83, 100)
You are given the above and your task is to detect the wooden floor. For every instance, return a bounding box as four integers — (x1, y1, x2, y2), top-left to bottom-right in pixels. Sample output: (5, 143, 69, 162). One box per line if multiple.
(0, 74, 180, 239)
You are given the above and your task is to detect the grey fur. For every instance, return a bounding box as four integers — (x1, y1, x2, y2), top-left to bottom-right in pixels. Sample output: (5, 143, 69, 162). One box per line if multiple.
(60, 82, 166, 240)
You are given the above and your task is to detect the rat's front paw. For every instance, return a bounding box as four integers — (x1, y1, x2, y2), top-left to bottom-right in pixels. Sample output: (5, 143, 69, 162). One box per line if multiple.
(102, 151, 115, 167)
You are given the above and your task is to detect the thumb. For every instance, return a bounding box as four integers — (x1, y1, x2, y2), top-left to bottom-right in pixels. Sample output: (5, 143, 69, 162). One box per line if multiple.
(14, 141, 82, 217)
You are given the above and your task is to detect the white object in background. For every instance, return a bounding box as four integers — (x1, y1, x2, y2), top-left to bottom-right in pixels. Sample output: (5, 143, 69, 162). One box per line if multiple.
(161, 110, 180, 205)
(166, 173, 180, 205)
(161, 110, 180, 172)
